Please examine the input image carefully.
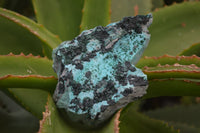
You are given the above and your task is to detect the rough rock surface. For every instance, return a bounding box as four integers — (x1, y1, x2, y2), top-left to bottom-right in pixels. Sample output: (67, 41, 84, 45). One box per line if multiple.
(52, 14, 153, 127)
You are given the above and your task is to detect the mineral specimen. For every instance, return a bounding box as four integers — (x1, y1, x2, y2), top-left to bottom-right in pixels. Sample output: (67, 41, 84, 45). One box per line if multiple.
(52, 14, 153, 127)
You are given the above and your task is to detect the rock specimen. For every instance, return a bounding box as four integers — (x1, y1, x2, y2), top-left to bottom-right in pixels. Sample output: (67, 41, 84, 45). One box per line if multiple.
(52, 14, 153, 127)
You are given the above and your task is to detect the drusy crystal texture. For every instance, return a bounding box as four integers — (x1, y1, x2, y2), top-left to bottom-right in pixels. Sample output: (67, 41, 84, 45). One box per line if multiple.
(53, 14, 153, 127)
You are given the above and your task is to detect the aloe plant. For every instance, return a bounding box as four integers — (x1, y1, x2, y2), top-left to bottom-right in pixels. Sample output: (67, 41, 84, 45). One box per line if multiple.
(1, 0, 200, 133)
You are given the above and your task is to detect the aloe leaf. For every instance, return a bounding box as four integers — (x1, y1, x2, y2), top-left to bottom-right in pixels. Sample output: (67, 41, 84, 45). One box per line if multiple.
(0, 54, 57, 90)
(0, 53, 56, 119)
(180, 42, 200, 56)
(80, 0, 111, 31)
(144, 2, 200, 56)
(0, 54, 56, 118)
(0, 104, 39, 133)
(0, 76, 57, 91)
(0, 54, 55, 76)
(143, 64, 200, 80)
(145, 104, 200, 133)
(32, 0, 84, 41)
(0, 91, 39, 133)
(38, 94, 119, 133)
(144, 79, 200, 99)
(119, 104, 178, 133)
(0, 8, 61, 58)
(168, 122, 200, 133)
(137, 55, 200, 68)
(4, 88, 49, 120)
(143, 62, 200, 99)
(111, 0, 152, 22)
(136, 55, 200, 98)
(151, 0, 164, 11)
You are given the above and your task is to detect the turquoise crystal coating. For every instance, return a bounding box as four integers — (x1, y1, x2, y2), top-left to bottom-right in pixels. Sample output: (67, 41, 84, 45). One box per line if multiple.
(53, 14, 153, 127)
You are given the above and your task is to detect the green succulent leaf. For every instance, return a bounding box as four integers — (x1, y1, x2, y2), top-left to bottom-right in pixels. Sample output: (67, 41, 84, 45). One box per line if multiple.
(0, 106, 38, 133)
(38, 94, 119, 133)
(168, 122, 200, 133)
(119, 104, 178, 133)
(179, 42, 200, 56)
(111, 0, 152, 22)
(0, 54, 57, 119)
(136, 55, 200, 99)
(143, 64, 200, 80)
(137, 55, 200, 68)
(0, 91, 39, 133)
(0, 54, 57, 91)
(32, 0, 84, 41)
(151, 0, 164, 11)
(0, 54, 55, 76)
(145, 104, 200, 133)
(5, 88, 49, 119)
(80, 0, 111, 31)
(144, 2, 200, 56)
(0, 76, 57, 91)
(0, 8, 61, 58)
(144, 79, 200, 99)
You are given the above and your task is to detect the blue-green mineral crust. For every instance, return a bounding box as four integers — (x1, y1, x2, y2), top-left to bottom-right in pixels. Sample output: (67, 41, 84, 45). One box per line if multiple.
(52, 14, 153, 127)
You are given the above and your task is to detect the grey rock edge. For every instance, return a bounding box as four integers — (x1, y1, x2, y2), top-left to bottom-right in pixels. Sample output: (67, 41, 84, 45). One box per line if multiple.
(52, 14, 153, 127)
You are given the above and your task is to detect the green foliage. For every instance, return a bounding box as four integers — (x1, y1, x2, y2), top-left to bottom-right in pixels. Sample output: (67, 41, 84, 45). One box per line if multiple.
(145, 79, 200, 99)
(0, 107, 38, 133)
(145, 104, 200, 133)
(137, 55, 200, 68)
(0, 8, 61, 59)
(80, 0, 111, 31)
(137, 55, 200, 99)
(0, 91, 39, 133)
(119, 104, 178, 133)
(143, 64, 200, 80)
(168, 122, 200, 133)
(32, 0, 84, 40)
(144, 2, 200, 56)
(7, 88, 49, 119)
(0, 54, 55, 77)
(1, 1, 200, 133)
(180, 42, 200, 56)
(0, 54, 57, 90)
(111, 0, 152, 22)
(0, 54, 56, 119)
(151, 0, 164, 11)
